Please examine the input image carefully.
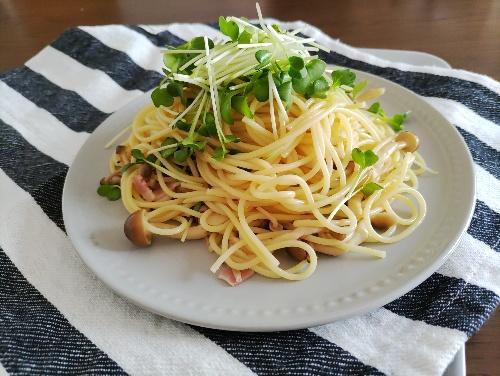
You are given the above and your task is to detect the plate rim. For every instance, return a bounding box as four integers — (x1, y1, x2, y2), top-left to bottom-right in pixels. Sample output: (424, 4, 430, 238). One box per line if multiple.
(62, 68, 476, 331)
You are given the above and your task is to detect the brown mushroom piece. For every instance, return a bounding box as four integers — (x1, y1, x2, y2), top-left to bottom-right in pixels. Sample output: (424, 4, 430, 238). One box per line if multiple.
(100, 171, 121, 185)
(345, 160, 355, 177)
(124, 210, 152, 246)
(115, 145, 128, 155)
(395, 131, 419, 152)
(370, 213, 396, 232)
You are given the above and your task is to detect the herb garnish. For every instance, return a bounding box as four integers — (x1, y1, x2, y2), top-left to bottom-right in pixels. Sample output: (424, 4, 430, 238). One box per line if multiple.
(97, 184, 121, 201)
(147, 5, 409, 160)
(367, 102, 409, 132)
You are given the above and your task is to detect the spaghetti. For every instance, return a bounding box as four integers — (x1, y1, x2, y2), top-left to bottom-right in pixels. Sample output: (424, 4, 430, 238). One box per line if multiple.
(98, 5, 429, 285)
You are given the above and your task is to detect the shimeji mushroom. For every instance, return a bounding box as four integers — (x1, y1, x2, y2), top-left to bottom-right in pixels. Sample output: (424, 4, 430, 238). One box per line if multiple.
(124, 210, 152, 246)
(396, 131, 419, 152)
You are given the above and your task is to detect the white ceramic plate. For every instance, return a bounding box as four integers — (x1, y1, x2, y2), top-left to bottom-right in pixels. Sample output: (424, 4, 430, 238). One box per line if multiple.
(63, 69, 475, 331)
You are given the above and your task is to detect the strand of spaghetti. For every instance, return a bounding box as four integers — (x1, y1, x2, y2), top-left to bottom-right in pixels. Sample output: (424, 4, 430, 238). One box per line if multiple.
(304, 235, 385, 258)
(311, 122, 330, 195)
(362, 186, 426, 243)
(152, 152, 206, 184)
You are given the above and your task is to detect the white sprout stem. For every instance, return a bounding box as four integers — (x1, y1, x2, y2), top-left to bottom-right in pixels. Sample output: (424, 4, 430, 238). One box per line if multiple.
(255, 3, 267, 30)
(267, 72, 278, 140)
(229, 82, 249, 90)
(194, 42, 237, 67)
(308, 40, 330, 53)
(169, 89, 204, 128)
(205, 36, 226, 145)
(146, 143, 179, 155)
(214, 56, 255, 80)
(218, 63, 259, 85)
(221, 48, 245, 66)
(237, 43, 272, 48)
(172, 74, 209, 90)
(269, 76, 289, 130)
(179, 52, 207, 72)
(229, 16, 262, 33)
(266, 23, 285, 42)
(189, 91, 207, 137)
(210, 49, 233, 65)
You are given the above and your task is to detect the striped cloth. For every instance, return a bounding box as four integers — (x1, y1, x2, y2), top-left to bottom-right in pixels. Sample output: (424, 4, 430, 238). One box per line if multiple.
(0, 20, 498, 376)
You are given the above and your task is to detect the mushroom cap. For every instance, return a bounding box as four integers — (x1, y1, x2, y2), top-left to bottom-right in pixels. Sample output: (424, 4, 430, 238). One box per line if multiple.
(124, 209, 152, 246)
(396, 131, 419, 152)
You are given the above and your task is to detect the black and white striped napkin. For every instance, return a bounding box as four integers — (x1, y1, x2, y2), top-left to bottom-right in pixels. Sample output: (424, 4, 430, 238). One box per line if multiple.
(0, 20, 498, 375)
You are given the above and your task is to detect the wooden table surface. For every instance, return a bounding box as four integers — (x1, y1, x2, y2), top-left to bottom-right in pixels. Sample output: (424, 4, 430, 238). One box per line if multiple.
(0, 0, 498, 374)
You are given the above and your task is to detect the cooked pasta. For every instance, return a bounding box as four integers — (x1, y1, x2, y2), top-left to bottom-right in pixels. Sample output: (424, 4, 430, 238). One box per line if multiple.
(97, 5, 429, 286)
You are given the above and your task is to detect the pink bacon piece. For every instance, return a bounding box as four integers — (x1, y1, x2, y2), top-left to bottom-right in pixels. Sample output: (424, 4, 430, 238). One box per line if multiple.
(217, 266, 254, 286)
(132, 175, 155, 201)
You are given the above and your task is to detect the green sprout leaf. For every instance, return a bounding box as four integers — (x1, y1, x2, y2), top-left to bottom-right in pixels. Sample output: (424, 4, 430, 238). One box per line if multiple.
(163, 54, 180, 73)
(167, 82, 183, 97)
(361, 182, 383, 196)
(351, 148, 379, 169)
(277, 81, 292, 106)
(288, 67, 308, 79)
(364, 150, 379, 167)
(219, 16, 239, 41)
(231, 95, 253, 118)
(219, 90, 235, 125)
(131, 148, 145, 161)
(97, 184, 121, 201)
(198, 112, 218, 136)
(151, 87, 174, 107)
(331, 69, 356, 88)
(271, 24, 283, 33)
(160, 137, 178, 158)
(173, 147, 191, 163)
(310, 77, 329, 98)
(292, 76, 310, 95)
(192, 140, 207, 151)
(351, 80, 367, 99)
(288, 56, 304, 70)
(175, 120, 191, 132)
(213, 146, 228, 160)
(351, 148, 365, 168)
(182, 136, 207, 151)
(255, 50, 271, 65)
(224, 134, 240, 143)
(367, 102, 384, 116)
(387, 112, 409, 132)
(238, 30, 252, 44)
(367, 103, 408, 132)
(190, 36, 214, 50)
(254, 77, 269, 102)
(305, 59, 326, 81)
